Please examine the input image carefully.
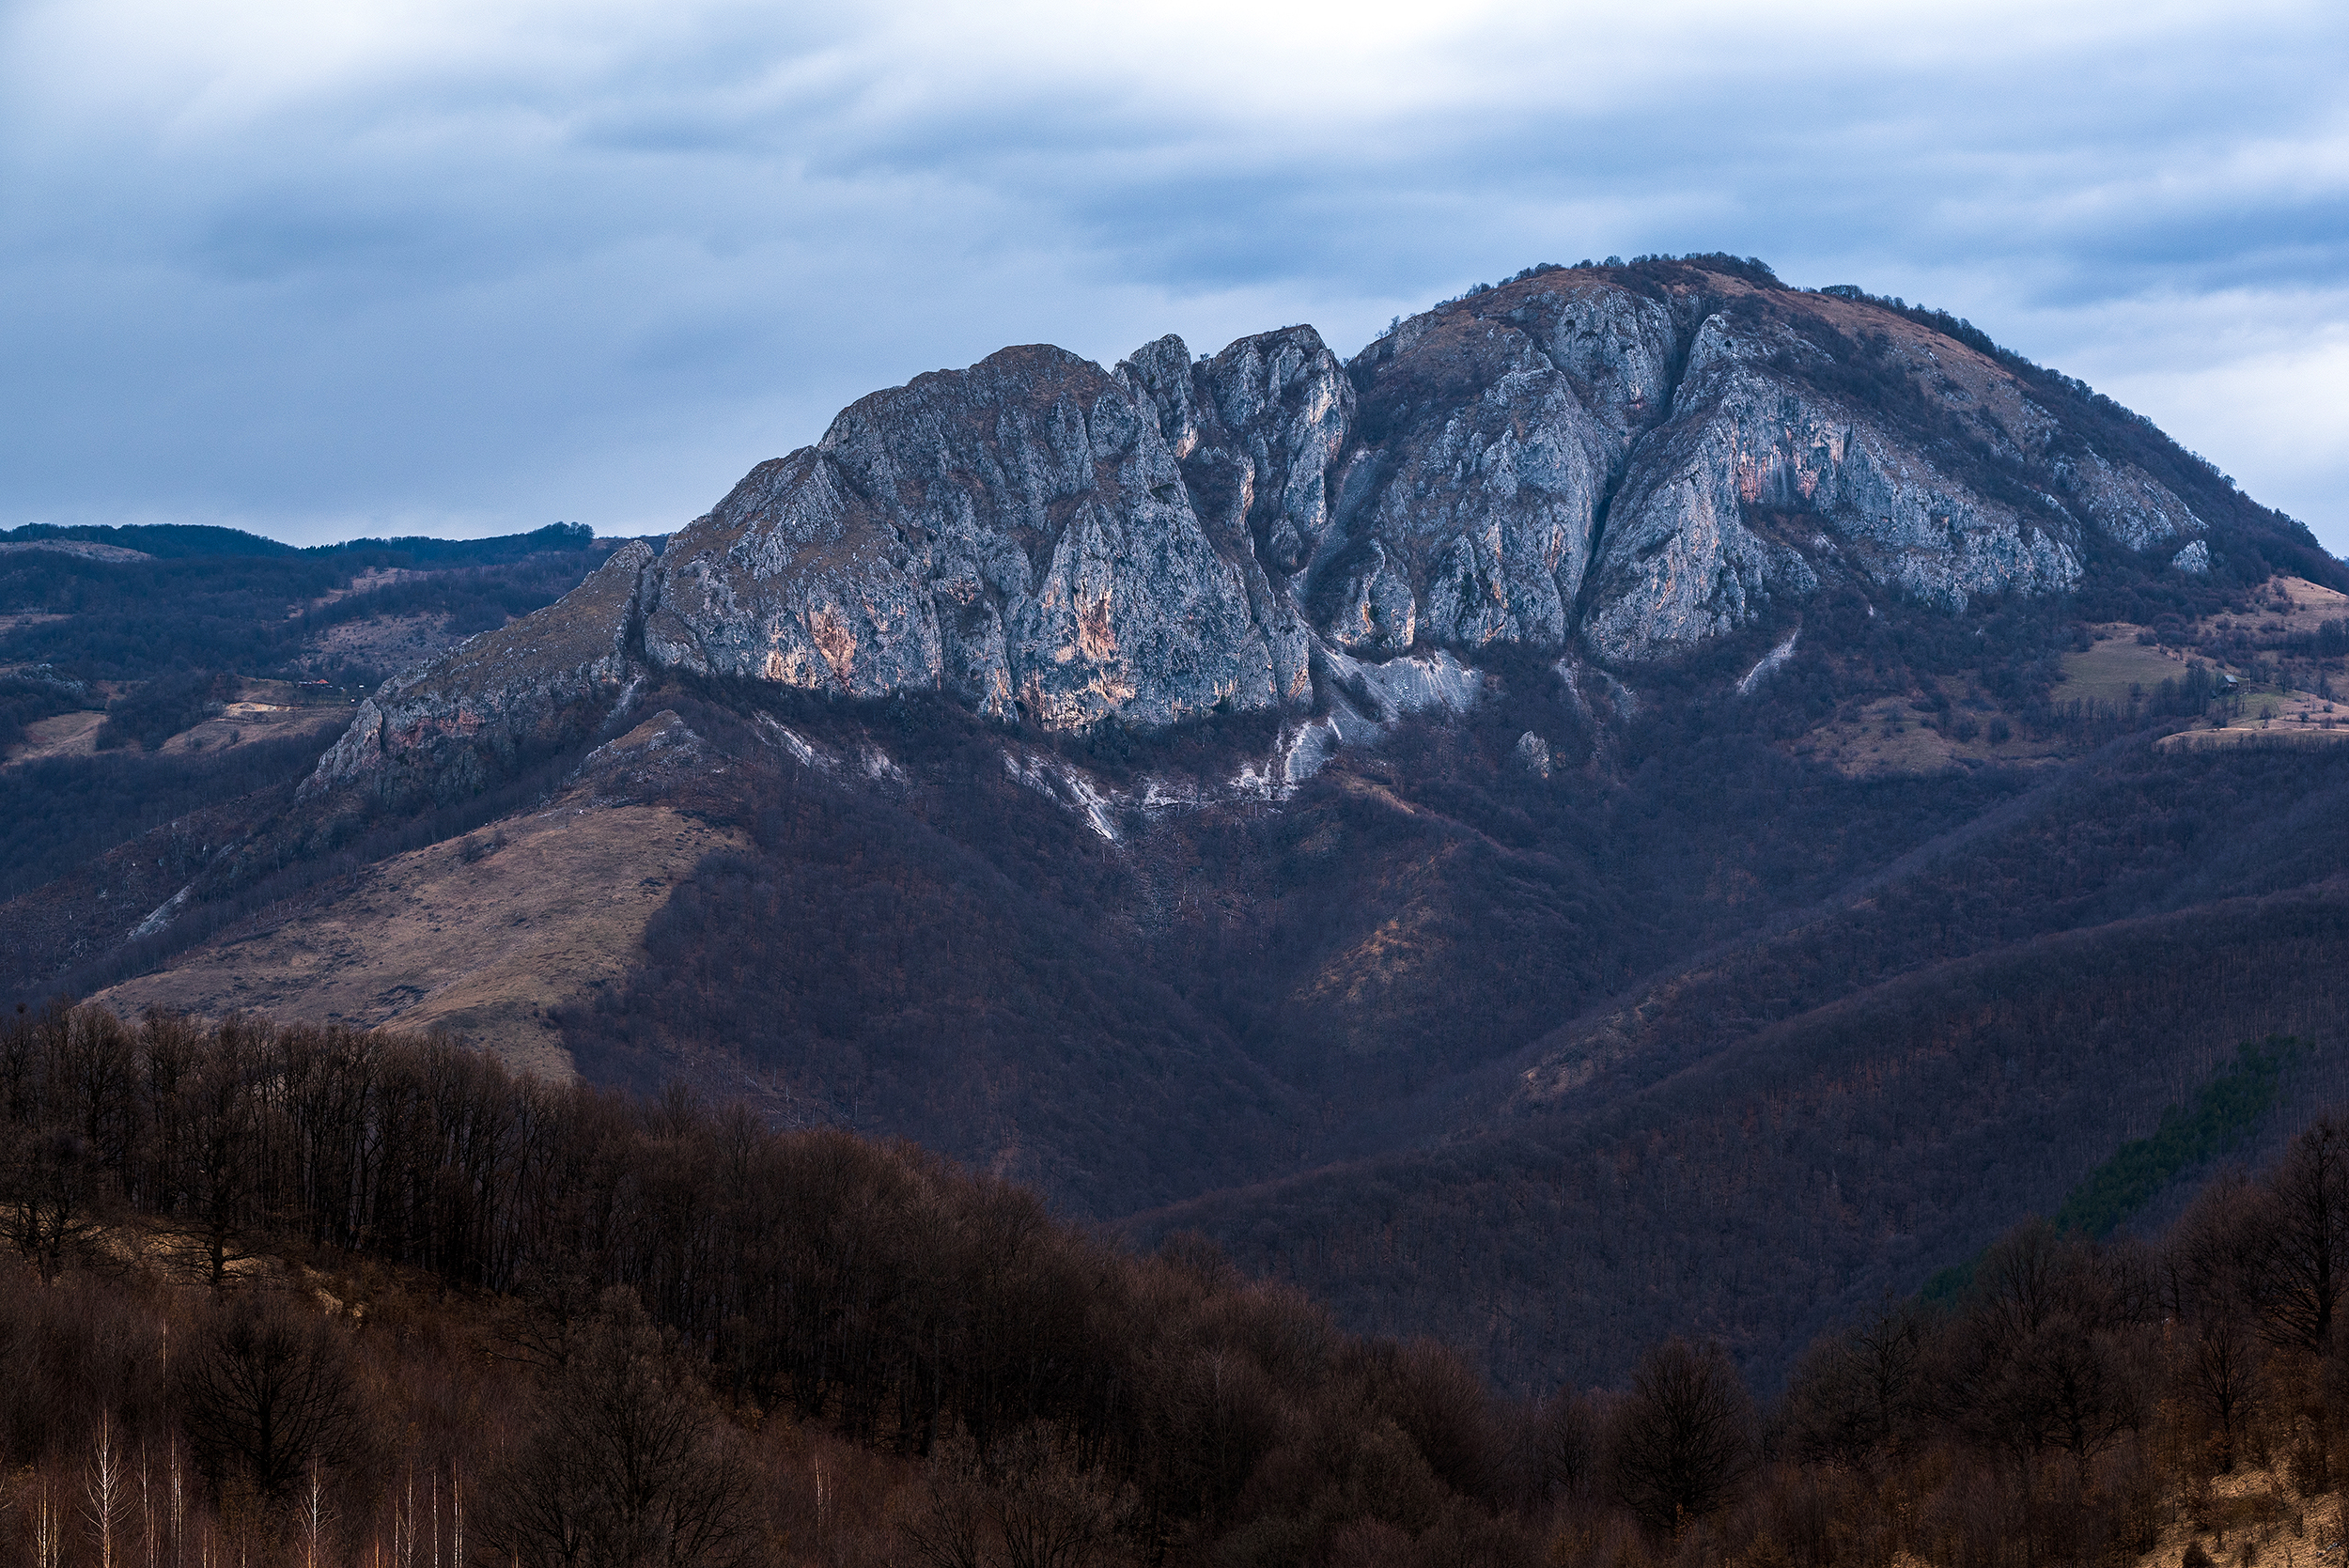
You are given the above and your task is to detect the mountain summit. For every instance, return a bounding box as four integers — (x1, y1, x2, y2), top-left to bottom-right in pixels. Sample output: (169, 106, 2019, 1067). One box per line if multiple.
(312, 256, 2312, 809)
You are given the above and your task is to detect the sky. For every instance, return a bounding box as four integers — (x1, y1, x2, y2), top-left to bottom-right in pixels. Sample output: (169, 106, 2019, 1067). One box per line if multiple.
(2, 0, 2344, 551)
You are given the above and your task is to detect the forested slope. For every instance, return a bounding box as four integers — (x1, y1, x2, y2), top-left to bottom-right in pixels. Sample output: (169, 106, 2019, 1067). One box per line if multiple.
(13, 1006, 2349, 1568)
(1140, 886, 2349, 1391)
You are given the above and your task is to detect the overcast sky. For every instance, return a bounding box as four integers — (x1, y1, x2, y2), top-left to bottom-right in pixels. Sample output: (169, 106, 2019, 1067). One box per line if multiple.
(2, 0, 2343, 551)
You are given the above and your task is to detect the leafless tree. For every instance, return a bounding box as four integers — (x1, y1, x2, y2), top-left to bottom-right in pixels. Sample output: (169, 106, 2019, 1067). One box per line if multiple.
(298, 1458, 334, 1568)
(167, 1436, 186, 1568)
(2165, 1185, 2269, 1473)
(1937, 1222, 2156, 1468)
(482, 1289, 757, 1568)
(1607, 1339, 1755, 1531)
(172, 1032, 263, 1289)
(2261, 1117, 2349, 1354)
(991, 1424, 1137, 1568)
(1781, 1301, 1924, 1472)
(84, 1413, 130, 1568)
(34, 1474, 64, 1568)
(1501, 1388, 1597, 1508)
(894, 1424, 1136, 1568)
(894, 1432, 992, 1568)
(1, 1126, 107, 1281)
(2015, 1321, 2151, 1469)
(174, 1295, 362, 1503)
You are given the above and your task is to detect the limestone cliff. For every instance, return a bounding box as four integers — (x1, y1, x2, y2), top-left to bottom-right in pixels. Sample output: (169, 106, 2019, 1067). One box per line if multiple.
(1577, 308, 2081, 658)
(309, 259, 2257, 800)
(1328, 277, 1676, 655)
(1328, 269, 2162, 660)
(641, 343, 1315, 731)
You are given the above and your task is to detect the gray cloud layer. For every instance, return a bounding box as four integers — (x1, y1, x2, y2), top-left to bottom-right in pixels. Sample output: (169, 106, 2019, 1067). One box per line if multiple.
(3, 0, 2343, 549)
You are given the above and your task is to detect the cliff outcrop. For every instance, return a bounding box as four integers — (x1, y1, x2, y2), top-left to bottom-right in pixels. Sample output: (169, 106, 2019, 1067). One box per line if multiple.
(308, 538, 653, 800)
(641, 344, 1314, 733)
(308, 259, 2273, 800)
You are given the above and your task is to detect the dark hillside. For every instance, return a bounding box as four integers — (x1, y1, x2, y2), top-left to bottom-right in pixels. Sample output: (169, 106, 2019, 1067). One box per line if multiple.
(1119, 735, 2349, 1389)
(10, 567, 2343, 1394)
(548, 663, 2037, 1208)
(1138, 887, 2349, 1393)
(0, 522, 614, 684)
(15, 1006, 2349, 1568)
(1, 521, 300, 557)
(1496, 738, 2349, 1112)
(0, 1006, 1576, 1567)
(0, 523, 623, 994)
(0, 731, 337, 904)
(0, 519, 595, 564)
(6, 260, 2348, 1419)
(560, 703, 1309, 1214)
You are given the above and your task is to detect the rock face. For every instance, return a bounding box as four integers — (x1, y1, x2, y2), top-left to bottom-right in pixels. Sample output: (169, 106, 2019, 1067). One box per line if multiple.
(1577, 311, 2082, 658)
(308, 539, 652, 802)
(311, 260, 2246, 798)
(1328, 280, 1676, 655)
(641, 343, 1321, 732)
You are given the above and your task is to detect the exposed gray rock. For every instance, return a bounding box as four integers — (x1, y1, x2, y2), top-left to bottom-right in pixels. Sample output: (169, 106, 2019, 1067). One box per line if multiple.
(1513, 731, 1552, 777)
(131, 883, 192, 939)
(640, 344, 1310, 732)
(1321, 539, 1419, 655)
(2057, 449, 2204, 550)
(568, 708, 717, 804)
(1003, 751, 1121, 841)
(1132, 327, 1353, 573)
(304, 261, 2263, 806)
(1316, 274, 2110, 663)
(1736, 630, 1800, 696)
(1571, 312, 2077, 659)
(1325, 281, 1677, 655)
(755, 713, 837, 772)
(306, 539, 653, 804)
(1271, 646, 1486, 788)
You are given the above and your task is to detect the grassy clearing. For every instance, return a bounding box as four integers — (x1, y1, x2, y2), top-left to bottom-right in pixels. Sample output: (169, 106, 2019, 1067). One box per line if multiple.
(93, 800, 747, 1081)
(2061, 626, 2203, 704)
(2193, 575, 2349, 644)
(1787, 678, 2096, 775)
(2, 707, 107, 765)
(2160, 681, 2349, 750)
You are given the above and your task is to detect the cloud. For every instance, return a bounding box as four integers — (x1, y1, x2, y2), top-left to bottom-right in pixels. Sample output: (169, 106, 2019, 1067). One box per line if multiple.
(1, 0, 2342, 549)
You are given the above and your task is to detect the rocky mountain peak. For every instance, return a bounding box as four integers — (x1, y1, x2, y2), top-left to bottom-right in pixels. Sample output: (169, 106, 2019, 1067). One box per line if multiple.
(1122, 325, 1353, 581)
(309, 258, 2322, 804)
(641, 338, 1305, 736)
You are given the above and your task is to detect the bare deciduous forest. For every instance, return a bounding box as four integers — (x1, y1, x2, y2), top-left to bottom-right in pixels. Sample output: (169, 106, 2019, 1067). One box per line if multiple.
(9, 1004, 2349, 1567)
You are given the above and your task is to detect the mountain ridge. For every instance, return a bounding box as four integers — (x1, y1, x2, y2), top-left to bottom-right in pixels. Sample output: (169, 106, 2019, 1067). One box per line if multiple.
(10, 254, 2349, 1393)
(303, 256, 2335, 815)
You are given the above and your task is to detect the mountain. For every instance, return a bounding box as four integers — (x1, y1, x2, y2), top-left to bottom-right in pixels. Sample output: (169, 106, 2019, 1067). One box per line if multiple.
(8, 254, 2349, 1393)
(298, 256, 2317, 809)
